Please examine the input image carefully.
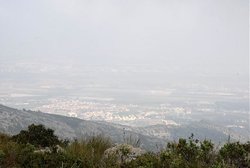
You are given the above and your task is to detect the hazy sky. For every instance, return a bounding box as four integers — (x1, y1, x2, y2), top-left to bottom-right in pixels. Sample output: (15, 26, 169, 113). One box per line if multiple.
(0, 0, 249, 74)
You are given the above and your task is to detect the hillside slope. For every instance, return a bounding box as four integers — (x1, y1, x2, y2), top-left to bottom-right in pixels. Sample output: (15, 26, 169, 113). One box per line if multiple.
(0, 104, 164, 150)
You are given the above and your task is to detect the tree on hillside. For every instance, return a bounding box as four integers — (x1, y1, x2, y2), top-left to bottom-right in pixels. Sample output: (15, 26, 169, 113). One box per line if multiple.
(12, 124, 60, 147)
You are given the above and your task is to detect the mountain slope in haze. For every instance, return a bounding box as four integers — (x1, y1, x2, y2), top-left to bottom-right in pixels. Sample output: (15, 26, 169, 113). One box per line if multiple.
(101, 121, 234, 144)
(0, 104, 244, 151)
(0, 104, 164, 151)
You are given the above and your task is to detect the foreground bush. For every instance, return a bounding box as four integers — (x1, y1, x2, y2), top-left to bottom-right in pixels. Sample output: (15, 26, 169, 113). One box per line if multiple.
(0, 124, 249, 168)
(12, 124, 61, 148)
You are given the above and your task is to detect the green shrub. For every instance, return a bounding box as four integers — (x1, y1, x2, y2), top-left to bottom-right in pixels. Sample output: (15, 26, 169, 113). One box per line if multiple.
(219, 142, 249, 168)
(0, 125, 250, 168)
(66, 135, 112, 167)
(12, 124, 60, 147)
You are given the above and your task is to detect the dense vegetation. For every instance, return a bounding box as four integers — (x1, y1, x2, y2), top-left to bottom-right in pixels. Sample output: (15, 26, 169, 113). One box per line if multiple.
(0, 124, 249, 168)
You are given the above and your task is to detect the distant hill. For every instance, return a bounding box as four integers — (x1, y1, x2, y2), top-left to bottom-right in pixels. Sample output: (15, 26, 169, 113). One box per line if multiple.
(0, 104, 164, 151)
(0, 104, 244, 151)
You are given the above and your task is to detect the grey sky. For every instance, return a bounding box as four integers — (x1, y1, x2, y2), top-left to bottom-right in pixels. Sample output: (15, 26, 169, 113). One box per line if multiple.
(0, 0, 249, 75)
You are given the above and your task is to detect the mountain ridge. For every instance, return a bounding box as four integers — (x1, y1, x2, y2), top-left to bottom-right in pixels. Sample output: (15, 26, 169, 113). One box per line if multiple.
(0, 104, 165, 151)
(1, 104, 244, 151)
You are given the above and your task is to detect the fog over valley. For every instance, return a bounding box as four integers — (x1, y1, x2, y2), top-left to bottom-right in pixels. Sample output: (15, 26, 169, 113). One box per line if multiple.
(0, 0, 249, 142)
